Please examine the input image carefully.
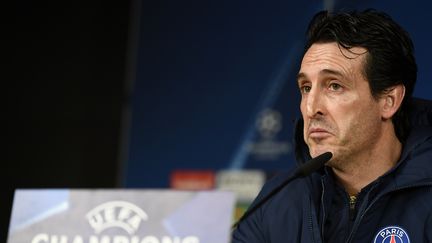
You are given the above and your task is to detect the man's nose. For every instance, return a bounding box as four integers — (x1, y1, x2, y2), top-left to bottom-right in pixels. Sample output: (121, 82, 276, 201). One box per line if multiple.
(306, 88, 324, 118)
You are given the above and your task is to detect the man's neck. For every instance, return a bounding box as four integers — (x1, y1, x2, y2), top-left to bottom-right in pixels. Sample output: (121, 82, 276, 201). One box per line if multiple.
(331, 128, 402, 196)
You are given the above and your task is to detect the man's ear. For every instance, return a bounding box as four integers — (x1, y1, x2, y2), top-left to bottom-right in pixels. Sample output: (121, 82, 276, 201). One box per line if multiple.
(381, 84, 406, 120)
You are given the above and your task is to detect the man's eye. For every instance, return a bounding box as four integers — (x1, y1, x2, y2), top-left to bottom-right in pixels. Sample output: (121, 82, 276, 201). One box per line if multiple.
(300, 86, 311, 93)
(329, 83, 342, 91)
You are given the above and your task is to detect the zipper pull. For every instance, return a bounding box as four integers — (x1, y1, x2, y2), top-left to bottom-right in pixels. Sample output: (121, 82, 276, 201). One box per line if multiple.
(349, 195, 357, 221)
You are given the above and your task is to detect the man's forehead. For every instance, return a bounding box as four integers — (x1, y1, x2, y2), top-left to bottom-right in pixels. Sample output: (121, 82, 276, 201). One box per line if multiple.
(304, 42, 368, 60)
(298, 43, 368, 79)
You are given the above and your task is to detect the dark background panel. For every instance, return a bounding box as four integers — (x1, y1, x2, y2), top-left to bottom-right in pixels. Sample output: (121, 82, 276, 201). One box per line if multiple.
(124, 1, 318, 188)
(7, 1, 131, 241)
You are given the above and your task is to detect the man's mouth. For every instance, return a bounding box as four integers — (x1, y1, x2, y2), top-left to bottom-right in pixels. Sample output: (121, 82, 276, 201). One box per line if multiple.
(308, 128, 332, 139)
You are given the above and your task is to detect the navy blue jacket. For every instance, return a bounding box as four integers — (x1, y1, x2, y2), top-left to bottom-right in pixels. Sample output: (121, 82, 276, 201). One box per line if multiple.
(232, 98, 432, 243)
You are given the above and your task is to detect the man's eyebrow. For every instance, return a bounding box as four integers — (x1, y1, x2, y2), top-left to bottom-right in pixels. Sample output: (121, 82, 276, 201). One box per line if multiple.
(297, 73, 307, 82)
(297, 69, 344, 82)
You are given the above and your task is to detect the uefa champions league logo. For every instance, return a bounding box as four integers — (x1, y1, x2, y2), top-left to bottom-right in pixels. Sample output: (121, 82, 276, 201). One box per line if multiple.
(86, 201, 148, 234)
(247, 108, 291, 160)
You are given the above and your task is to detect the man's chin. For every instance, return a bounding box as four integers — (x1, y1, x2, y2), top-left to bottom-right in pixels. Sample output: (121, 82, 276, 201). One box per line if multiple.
(309, 147, 333, 158)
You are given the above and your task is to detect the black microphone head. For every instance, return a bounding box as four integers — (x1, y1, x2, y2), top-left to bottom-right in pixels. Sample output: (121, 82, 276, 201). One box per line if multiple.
(297, 152, 332, 177)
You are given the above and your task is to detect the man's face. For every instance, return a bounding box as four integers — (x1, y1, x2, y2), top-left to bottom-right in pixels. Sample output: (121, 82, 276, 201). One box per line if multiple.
(298, 42, 384, 166)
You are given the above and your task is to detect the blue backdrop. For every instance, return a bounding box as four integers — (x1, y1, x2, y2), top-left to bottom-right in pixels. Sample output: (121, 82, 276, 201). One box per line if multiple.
(122, 0, 432, 188)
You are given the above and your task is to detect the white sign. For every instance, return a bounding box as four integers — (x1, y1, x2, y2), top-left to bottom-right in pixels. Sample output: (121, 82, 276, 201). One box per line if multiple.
(7, 189, 235, 243)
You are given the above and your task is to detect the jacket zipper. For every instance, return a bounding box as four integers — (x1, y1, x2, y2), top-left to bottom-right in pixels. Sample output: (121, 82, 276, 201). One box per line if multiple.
(309, 178, 322, 243)
(348, 195, 357, 221)
(345, 182, 432, 243)
(320, 179, 326, 239)
(320, 178, 358, 240)
(308, 201, 317, 243)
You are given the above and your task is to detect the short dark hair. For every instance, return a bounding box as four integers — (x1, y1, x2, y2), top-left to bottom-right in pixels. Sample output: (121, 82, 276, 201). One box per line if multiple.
(304, 9, 417, 142)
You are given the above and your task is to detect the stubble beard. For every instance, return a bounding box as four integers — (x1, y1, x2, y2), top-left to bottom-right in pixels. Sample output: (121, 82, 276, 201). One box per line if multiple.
(319, 119, 381, 173)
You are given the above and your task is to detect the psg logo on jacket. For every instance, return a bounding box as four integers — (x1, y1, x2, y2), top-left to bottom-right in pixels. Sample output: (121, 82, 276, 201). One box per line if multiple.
(373, 226, 410, 243)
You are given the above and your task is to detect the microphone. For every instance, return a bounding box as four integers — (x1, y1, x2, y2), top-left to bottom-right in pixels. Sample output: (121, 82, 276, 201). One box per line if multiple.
(232, 151, 332, 229)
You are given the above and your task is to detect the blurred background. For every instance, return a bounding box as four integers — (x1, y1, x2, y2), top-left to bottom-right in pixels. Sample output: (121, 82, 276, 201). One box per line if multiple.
(8, 0, 432, 241)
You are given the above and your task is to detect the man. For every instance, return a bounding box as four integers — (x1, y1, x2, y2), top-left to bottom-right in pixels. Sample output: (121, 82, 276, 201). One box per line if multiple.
(232, 9, 432, 243)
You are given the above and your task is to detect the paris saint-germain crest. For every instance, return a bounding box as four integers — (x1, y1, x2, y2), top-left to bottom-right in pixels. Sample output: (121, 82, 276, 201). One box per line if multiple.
(373, 226, 410, 243)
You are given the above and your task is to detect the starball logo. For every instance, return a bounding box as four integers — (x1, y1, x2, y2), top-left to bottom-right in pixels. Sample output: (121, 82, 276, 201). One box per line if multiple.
(31, 200, 200, 243)
(247, 108, 291, 160)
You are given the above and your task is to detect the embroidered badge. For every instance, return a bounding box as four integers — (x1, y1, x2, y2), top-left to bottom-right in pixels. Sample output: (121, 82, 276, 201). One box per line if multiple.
(373, 226, 410, 243)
